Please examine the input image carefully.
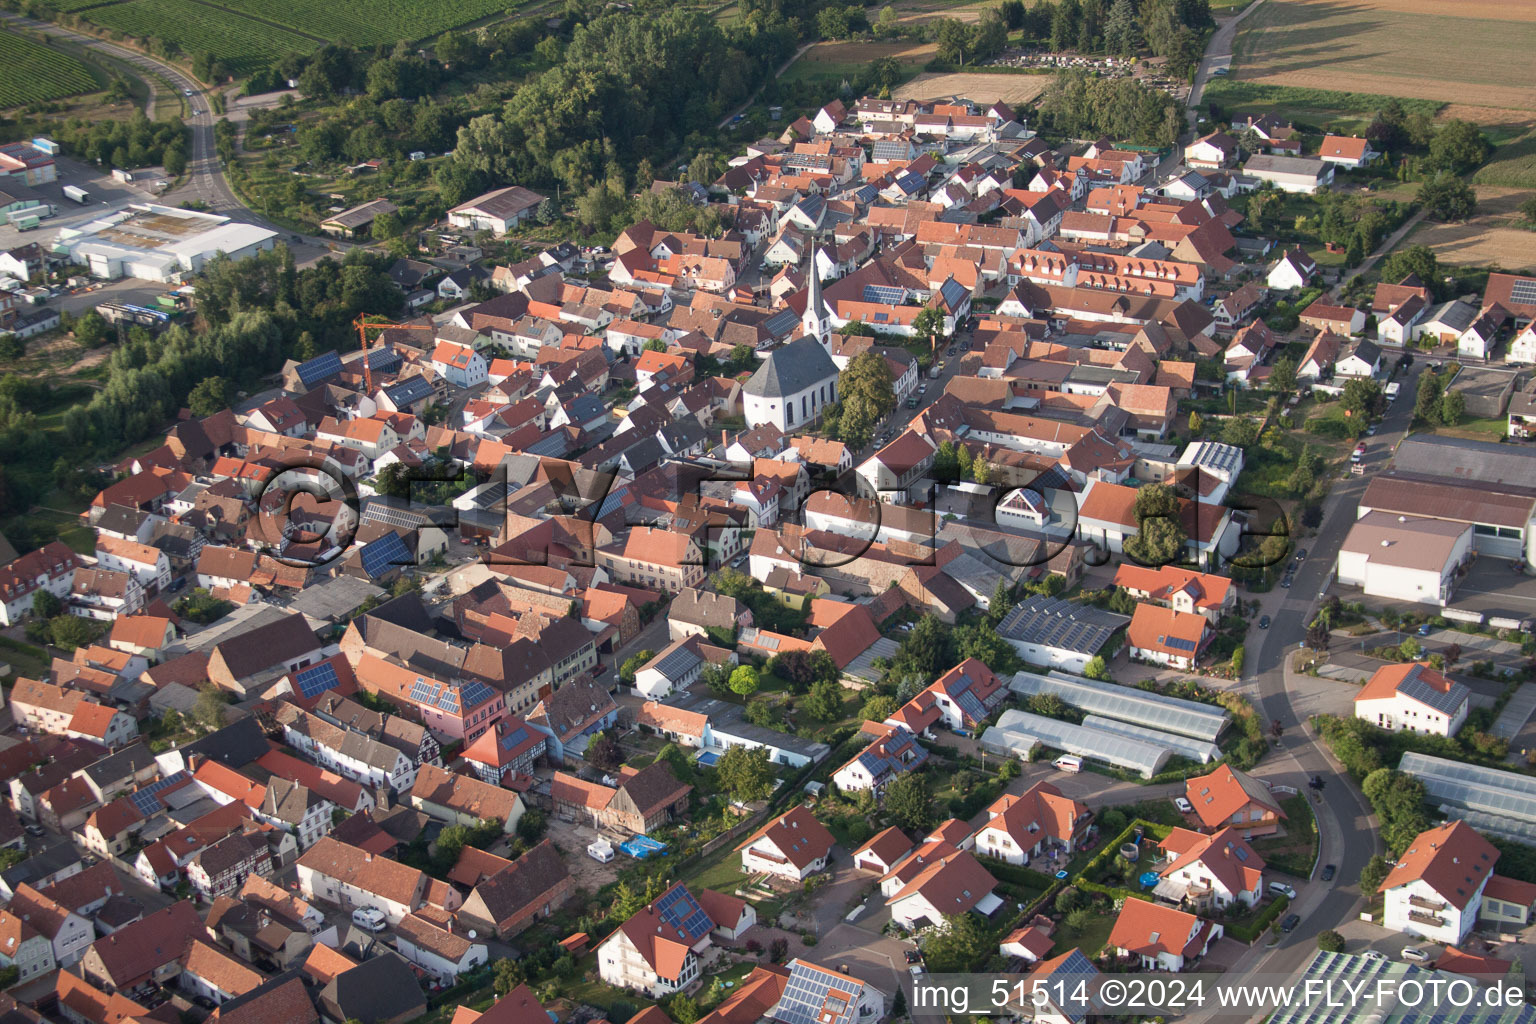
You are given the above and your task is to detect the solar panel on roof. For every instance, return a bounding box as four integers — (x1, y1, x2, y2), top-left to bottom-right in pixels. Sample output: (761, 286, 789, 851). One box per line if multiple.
(129, 771, 188, 815)
(1509, 279, 1536, 305)
(460, 681, 495, 708)
(499, 725, 531, 751)
(863, 284, 905, 305)
(359, 531, 412, 579)
(295, 661, 341, 699)
(296, 350, 343, 387)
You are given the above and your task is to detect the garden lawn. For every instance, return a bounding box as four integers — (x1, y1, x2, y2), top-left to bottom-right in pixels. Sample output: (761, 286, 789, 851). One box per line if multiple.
(1050, 911, 1115, 958)
(1250, 794, 1319, 877)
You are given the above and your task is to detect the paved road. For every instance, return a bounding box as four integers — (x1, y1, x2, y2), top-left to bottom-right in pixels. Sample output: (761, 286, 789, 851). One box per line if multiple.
(716, 42, 815, 130)
(0, 13, 338, 263)
(1173, 368, 1428, 1016)
(1186, 0, 1268, 128)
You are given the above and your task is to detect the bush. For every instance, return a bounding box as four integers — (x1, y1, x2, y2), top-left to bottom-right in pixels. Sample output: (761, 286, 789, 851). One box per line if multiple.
(1317, 930, 1345, 953)
(1227, 896, 1289, 943)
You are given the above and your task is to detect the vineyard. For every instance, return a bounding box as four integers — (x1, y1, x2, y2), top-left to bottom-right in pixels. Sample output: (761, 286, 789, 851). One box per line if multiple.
(81, 0, 316, 75)
(211, 0, 524, 49)
(0, 28, 99, 106)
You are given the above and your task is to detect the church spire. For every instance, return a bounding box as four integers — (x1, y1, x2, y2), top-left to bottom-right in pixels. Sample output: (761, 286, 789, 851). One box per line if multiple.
(803, 249, 830, 346)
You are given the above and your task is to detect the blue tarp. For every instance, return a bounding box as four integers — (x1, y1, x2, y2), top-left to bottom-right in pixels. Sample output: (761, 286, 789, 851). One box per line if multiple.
(620, 835, 668, 859)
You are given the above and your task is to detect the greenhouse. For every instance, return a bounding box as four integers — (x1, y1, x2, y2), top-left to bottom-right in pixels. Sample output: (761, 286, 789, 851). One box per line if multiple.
(981, 709, 1171, 778)
(1398, 752, 1536, 837)
(1082, 715, 1221, 764)
(1008, 669, 1229, 741)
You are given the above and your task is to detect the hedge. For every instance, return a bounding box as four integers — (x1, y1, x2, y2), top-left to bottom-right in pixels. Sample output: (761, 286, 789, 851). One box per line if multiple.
(1227, 895, 1290, 943)
(979, 858, 1059, 891)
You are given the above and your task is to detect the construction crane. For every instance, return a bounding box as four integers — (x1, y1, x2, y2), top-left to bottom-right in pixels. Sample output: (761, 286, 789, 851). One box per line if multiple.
(352, 314, 435, 394)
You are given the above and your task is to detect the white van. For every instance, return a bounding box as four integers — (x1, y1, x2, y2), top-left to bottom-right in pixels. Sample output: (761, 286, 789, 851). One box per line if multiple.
(351, 907, 387, 932)
(1052, 755, 1083, 773)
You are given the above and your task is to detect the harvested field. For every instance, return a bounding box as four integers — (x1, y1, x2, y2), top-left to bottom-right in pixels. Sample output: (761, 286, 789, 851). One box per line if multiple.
(888, 0, 994, 23)
(779, 39, 936, 85)
(1400, 187, 1536, 272)
(1229, 0, 1536, 117)
(895, 70, 1053, 104)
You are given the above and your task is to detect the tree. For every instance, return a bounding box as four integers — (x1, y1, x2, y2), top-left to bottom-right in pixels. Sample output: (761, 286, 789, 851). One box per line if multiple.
(869, 55, 902, 93)
(587, 730, 624, 770)
(493, 957, 525, 995)
(881, 773, 932, 831)
(1222, 416, 1260, 448)
(1428, 119, 1490, 175)
(1440, 389, 1466, 426)
(859, 694, 898, 722)
(744, 698, 776, 727)
(187, 376, 228, 418)
(728, 664, 760, 697)
(817, 5, 851, 39)
(803, 679, 846, 721)
(1083, 655, 1110, 681)
(192, 685, 228, 733)
(1342, 378, 1383, 421)
(535, 197, 559, 224)
(717, 745, 774, 802)
(1379, 245, 1439, 288)
(1124, 483, 1186, 567)
(643, 338, 669, 353)
(619, 649, 655, 685)
(73, 310, 109, 349)
(922, 912, 992, 973)
(1187, 409, 1204, 435)
(1415, 370, 1444, 422)
(934, 18, 972, 64)
(1317, 930, 1346, 953)
(911, 306, 946, 348)
(769, 649, 837, 693)
(836, 351, 897, 447)
(1269, 356, 1298, 395)
(668, 995, 700, 1024)
(32, 590, 62, 620)
(1104, 0, 1139, 55)
(1418, 173, 1477, 221)
(1359, 854, 1392, 894)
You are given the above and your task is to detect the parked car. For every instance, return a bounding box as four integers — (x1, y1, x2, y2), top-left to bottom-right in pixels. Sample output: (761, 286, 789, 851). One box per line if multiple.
(1321, 864, 1336, 881)
(1173, 797, 1193, 813)
(1280, 577, 1292, 589)
(23, 824, 44, 838)
(1362, 950, 1387, 962)
(1269, 882, 1297, 900)
(1281, 914, 1301, 933)
(1295, 548, 1308, 561)
(1401, 947, 1430, 963)
(1259, 615, 1271, 629)
(351, 907, 388, 932)
(1417, 624, 1434, 637)
(1366, 424, 1377, 435)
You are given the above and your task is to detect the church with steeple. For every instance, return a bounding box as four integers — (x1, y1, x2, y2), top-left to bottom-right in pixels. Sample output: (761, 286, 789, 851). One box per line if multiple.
(802, 248, 832, 347)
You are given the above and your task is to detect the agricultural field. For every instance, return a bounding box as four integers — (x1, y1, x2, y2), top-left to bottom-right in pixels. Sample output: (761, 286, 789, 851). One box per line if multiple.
(210, 0, 529, 50)
(779, 39, 936, 87)
(1473, 124, 1536, 189)
(0, 28, 100, 106)
(1226, 0, 1536, 120)
(81, 0, 318, 75)
(1398, 187, 1536, 272)
(886, 0, 995, 23)
(895, 69, 1053, 105)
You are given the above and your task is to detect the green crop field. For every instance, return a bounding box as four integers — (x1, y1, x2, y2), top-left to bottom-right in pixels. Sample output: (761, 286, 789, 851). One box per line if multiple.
(210, 0, 526, 48)
(0, 29, 99, 105)
(82, 0, 317, 75)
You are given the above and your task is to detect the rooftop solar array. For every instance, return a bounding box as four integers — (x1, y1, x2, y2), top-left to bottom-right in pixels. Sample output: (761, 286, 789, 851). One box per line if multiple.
(385, 376, 434, 406)
(1009, 669, 1229, 741)
(996, 597, 1130, 657)
(1396, 665, 1471, 717)
(1400, 752, 1536, 826)
(1039, 949, 1098, 1022)
(654, 885, 712, 941)
(650, 644, 703, 682)
(980, 709, 1170, 778)
(1509, 279, 1536, 305)
(1081, 715, 1220, 764)
(776, 960, 862, 1024)
(498, 723, 533, 753)
(1269, 951, 1536, 1024)
(939, 278, 967, 310)
(294, 661, 342, 700)
(862, 284, 905, 305)
(365, 347, 404, 373)
(295, 350, 343, 387)
(129, 770, 189, 816)
(459, 680, 496, 709)
(856, 730, 927, 780)
(359, 531, 412, 579)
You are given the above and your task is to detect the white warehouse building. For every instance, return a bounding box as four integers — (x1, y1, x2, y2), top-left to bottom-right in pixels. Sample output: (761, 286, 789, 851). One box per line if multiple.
(56, 204, 277, 283)
(1335, 511, 1473, 607)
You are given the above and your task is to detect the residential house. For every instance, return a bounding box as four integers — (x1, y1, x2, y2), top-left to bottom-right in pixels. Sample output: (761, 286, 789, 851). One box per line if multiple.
(390, 913, 489, 984)
(4, 884, 93, 967)
(1318, 136, 1377, 169)
(736, 805, 835, 881)
(1354, 662, 1471, 738)
(295, 837, 427, 925)
(1126, 602, 1210, 670)
(1108, 899, 1220, 972)
(1379, 821, 1498, 946)
(409, 764, 525, 833)
(78, 900, 204, 996)
(884, 845, 1001, 931)
(1184, 764, 1285, 839)
(460, 714, 547, 784)
(832, 726, 927, 794)
(0, 541, 80, 626)
(972, 783, 1092, 866)
(1155, 826, 1264, 909)
(1111, 564, 1234, 622)
(1265, 249, 1317, 292)
(596, 882, 714, 997)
